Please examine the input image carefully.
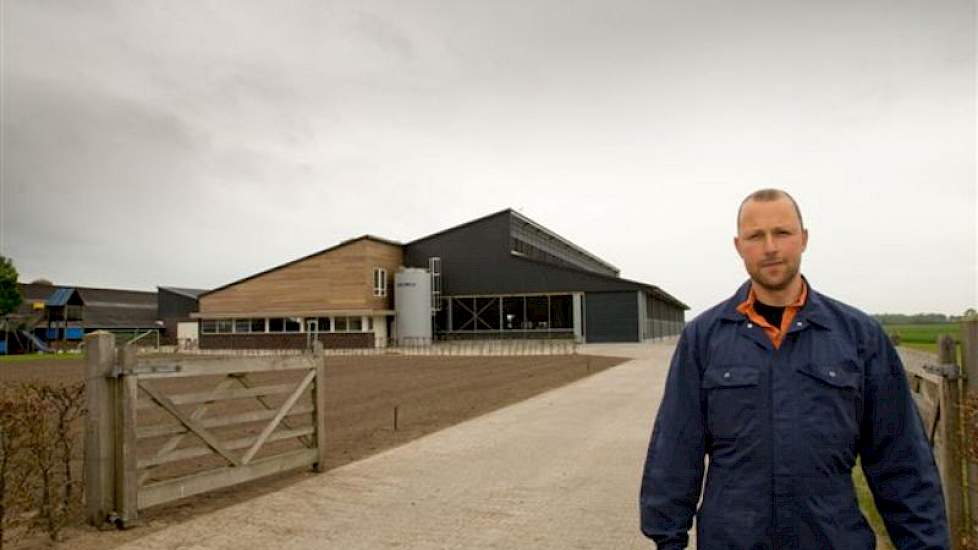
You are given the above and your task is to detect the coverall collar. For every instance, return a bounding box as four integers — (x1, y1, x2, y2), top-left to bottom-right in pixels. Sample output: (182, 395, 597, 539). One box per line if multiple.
(719, 276, 832, 331)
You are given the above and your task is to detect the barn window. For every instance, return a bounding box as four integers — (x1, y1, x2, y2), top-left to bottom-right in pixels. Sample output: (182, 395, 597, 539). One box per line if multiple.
(201, 320, 217, 334)
(373, 268, 387, 297)
(348, 317, 363, 331)
(317, 317, 331, 332)
(550, 295, 573, 329)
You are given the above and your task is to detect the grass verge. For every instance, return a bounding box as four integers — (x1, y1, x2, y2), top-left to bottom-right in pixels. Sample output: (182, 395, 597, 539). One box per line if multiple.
(853, 463, 894, 549)
(0, 353, 82, 363)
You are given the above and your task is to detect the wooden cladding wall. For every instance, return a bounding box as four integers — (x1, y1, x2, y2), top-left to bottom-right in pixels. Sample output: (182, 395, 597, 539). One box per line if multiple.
(200, 239, 403, 316)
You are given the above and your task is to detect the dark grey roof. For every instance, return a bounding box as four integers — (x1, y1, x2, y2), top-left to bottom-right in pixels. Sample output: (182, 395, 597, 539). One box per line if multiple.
(82, 306, 160, 329)
(19, 282, 57, 302)
(77, 287, 159, 329)
(509, 210, 620, 275)
(406, 208, 619, 274)
(405, 208, 512, 246)
(15, 283, 160, 329)
(158, 286, 209, 300)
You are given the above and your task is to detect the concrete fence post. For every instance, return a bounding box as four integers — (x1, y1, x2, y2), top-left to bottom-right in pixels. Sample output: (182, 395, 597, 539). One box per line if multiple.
(84, 331, 117, 527)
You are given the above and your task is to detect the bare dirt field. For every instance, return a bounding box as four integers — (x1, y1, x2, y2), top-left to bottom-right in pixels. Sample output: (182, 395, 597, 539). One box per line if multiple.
(2, 352, 625, 549)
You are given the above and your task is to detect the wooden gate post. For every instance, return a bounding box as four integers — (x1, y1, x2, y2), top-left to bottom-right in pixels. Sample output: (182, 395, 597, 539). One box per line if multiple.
(312, 341, 327, 473)
(961, 319, 978, 544)
(937, 335, 965, 547)
(116, 346, 139, 526)
(84, 331, 117, 527)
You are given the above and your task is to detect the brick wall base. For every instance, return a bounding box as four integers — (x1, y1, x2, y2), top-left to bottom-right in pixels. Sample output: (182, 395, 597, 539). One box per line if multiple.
(200, 332, 373, 350)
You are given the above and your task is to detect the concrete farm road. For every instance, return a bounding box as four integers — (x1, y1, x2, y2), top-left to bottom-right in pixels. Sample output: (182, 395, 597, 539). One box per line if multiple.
(116, 341, 680, 550)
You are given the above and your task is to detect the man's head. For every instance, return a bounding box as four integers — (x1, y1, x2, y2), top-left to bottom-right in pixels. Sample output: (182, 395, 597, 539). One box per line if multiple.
(734, 189, 808, 296)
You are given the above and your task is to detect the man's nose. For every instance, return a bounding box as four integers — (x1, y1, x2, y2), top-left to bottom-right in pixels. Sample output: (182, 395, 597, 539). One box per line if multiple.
(763, 234, 778, 252)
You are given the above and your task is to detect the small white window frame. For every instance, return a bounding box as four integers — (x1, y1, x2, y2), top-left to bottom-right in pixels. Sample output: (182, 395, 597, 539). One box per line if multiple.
(373, 268, 388, 297)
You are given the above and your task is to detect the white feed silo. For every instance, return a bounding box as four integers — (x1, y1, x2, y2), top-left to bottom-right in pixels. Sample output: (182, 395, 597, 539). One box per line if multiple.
(394, 268, 432, 345)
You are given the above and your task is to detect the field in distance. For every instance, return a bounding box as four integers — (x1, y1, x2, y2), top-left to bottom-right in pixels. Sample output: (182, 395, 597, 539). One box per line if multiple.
(882, 322, 961, 353)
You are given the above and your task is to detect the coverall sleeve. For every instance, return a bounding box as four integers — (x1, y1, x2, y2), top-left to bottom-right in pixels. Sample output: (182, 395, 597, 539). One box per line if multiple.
(858, 327, 950, 550)
(639, 329, 706, 549)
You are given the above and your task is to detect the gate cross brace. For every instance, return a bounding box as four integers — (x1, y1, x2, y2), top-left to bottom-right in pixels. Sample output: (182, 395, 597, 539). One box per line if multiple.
(241, 369, 317, 465)
(139, 377, 239, 486)
(139, 382, 242, 467)
(233, 373, 313, 448)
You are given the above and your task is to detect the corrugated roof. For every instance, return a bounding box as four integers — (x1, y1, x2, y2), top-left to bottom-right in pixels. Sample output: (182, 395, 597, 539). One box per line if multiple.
(15, 283, 161, 330)
(45, 288, 83, 307)
(158, 286, 209, 300)
(82, 305, 160, 329)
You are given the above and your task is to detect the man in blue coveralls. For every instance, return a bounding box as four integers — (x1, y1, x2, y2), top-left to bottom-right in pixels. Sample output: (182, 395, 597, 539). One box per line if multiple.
(639, 189, 949, 549)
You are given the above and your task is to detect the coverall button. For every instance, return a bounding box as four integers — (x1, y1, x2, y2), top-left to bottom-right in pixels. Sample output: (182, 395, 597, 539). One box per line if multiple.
(796, 321, 803, 326)
(747, 323, 753, 328)
(723, 371, 731, 379)
(828, 370, 836, 377)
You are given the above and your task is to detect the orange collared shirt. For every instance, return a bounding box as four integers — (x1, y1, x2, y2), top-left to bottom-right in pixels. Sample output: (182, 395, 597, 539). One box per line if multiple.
(736, 281, 808, 349)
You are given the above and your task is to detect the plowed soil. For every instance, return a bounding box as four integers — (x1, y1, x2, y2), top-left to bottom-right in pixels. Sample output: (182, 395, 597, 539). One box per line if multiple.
(2, 352, 624, 549)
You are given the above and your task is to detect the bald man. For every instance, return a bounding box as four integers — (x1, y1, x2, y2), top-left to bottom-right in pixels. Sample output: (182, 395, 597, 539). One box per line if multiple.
(639, 189, 949, 549)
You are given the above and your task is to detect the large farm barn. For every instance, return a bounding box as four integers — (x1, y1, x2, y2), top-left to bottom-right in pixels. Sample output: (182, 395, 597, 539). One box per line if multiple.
(196, 209, 687, 350)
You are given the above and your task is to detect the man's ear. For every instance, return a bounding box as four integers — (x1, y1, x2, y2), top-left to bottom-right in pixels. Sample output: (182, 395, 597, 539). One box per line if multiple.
(733, 235, 744, 259)
(801, 229, 809, 252)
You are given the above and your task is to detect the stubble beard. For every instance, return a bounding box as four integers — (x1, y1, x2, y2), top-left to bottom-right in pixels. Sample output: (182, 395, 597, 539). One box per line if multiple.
(748, 259, 801, 293)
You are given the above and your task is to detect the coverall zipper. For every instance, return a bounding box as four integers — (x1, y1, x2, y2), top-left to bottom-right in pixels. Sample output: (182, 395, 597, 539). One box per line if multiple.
(768, 350, 777, 549)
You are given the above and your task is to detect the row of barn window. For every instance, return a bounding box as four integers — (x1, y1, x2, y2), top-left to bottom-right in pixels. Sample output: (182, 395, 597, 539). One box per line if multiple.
(435, 294, 575, 332)
(200, 316, 374, 335)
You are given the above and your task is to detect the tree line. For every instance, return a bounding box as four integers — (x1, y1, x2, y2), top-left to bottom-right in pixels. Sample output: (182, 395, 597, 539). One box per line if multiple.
(874, 310, 977, 325)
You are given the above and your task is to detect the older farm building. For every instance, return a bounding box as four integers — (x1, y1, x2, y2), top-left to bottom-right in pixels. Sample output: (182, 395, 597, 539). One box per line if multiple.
(5, 282, 161, 353)
(195, 209, 687, 350)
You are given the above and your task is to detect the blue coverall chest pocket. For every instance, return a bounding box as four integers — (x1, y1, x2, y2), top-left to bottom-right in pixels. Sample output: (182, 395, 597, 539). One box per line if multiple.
(701, 365, 761, 440)
(795, 361, 861, 445)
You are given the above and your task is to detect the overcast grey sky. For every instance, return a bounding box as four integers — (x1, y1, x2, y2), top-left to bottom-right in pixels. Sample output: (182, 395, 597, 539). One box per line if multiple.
(1, 0, 975, 318)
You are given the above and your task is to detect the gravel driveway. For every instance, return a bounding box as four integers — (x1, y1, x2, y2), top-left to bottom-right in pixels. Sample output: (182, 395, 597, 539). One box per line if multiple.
(116, 341, 680, 550)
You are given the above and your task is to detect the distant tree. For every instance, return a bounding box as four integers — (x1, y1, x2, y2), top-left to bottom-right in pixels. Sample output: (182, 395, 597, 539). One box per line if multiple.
(964, 308, 977, 320)
(874, 313, 951, 325)
(0, 256, 22, 316)
(30, 278, 52, 286)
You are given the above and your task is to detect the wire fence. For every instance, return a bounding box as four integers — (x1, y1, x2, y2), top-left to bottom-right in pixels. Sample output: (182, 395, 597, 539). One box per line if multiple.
(171, 338, 581, 357)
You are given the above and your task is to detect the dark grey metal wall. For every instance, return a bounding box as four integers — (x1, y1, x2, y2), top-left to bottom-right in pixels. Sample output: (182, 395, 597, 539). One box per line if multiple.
(403, 211, 512, 296)
(404, 211, 677, 298)
(403, 209, 687, 340)
(158, 289, 199, 320)
(585, 291, 639, 343)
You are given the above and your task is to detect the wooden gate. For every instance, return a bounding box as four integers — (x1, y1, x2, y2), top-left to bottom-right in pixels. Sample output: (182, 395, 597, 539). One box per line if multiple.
(84, 332, 327, 528)
(899, 336, 966, 547)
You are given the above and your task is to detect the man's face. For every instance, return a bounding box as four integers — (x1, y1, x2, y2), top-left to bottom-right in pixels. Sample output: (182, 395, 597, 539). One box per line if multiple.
(734, 197, 808, 293)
